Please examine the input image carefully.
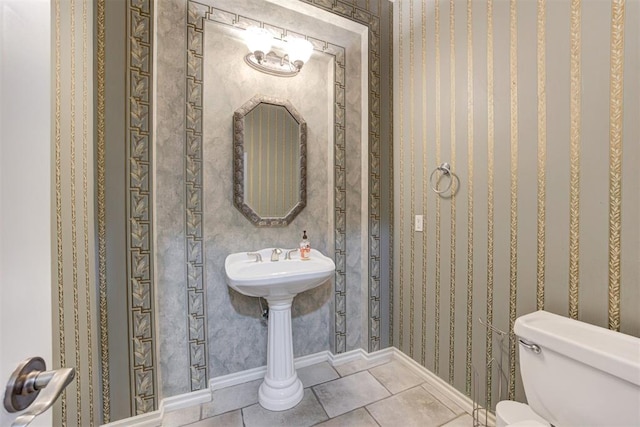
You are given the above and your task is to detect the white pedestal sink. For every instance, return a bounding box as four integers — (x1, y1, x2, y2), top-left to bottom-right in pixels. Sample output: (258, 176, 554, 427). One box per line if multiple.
(224, 248, 335, 411)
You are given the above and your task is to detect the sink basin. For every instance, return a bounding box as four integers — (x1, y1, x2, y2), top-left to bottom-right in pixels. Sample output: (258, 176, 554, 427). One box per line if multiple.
(224, 247, 335, 412)
(225, 248, 335, 298)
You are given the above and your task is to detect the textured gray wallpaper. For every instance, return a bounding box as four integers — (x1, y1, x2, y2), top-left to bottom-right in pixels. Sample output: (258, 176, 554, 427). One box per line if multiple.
(102, 0, 392, 419)
(155, 0, 365, 398)
(203, 26, 333, 374)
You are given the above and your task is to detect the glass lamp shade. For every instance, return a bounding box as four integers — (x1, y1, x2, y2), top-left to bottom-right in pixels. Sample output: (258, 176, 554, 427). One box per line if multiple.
(245, 26, 272, 55)
(284, 36, 313, 64)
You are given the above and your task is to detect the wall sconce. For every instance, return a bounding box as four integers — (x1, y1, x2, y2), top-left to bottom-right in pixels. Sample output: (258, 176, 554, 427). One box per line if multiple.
(243, 26, 313, 78)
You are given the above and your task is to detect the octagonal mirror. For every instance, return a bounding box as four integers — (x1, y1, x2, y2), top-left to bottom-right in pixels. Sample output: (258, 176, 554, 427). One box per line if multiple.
(233, 95, 307, 226)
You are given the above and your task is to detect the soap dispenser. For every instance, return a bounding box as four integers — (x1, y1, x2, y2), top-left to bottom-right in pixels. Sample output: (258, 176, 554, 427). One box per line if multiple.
(300, 230, 310, 260)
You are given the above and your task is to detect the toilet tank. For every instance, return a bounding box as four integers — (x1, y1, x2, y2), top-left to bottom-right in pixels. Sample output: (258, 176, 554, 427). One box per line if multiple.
(515, 310, 640, 427)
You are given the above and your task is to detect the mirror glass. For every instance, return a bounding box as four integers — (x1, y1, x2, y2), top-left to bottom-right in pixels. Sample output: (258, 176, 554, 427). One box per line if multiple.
(233, 95, 307, 226)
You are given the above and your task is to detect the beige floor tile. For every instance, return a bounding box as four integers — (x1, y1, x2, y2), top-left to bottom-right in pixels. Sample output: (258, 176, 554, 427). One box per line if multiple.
(159, 361, 475, 427)
(297, 362, 340, 388)
(333, 357, 389, 377)
(161, 405, 201, 427)
(186, 409, 243, 427)
(366, 386, 457, 427)
(369, 360, 425, 394)
(313, 371, 390, 418)
(314, 408, 379, 427)
(242, 389, 328, 427)
(201, 379, 261, 418)
(421, 382, 465, 415)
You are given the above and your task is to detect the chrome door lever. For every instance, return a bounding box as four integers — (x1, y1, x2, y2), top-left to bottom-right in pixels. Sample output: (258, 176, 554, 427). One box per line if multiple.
(4, 357, 75, 427)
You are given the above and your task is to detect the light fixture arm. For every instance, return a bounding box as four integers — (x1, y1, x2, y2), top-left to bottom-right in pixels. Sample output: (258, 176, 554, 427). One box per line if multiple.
(243, 27, 313, 77)
(244, 51, 303, 78)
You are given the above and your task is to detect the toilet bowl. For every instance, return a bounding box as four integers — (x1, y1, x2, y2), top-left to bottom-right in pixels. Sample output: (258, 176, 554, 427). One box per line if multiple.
(495, 401, 549, 427)
(496, 310, 640, 427)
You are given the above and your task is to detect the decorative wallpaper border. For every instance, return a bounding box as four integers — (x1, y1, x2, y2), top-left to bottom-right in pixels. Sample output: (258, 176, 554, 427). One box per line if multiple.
(465, 0, 475, 397)
(420, 0, 429, 369)
(448, 0, 458, 386)
(397, 0, 405, 352)
(434, 0, 442, 376)
(97, 0, 391, 416)
(185, 2, 210, 392)
(507, 0, 519, 400)
(536, 0, 547, 313)
(297, 0, 389, 354)
(186, 0, 348, 354)
(127, 0, 157, 414)
(607, 0, 625, 332)
(485, 0, 496, 408)
(54, 0, 67, 421)
(96, 0, 111, 421)
(568, 0, 582, 321)
(388, 2, 395, 352)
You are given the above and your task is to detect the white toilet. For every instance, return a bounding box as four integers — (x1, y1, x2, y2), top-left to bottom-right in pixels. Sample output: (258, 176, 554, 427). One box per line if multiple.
(496, 310, 640, 427)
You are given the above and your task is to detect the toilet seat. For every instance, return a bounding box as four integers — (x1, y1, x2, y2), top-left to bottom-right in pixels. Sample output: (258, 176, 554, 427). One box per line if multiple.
(496, 401, 551, 427)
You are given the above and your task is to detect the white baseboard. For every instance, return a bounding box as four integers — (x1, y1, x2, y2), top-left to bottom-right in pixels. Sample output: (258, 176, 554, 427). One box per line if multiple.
(208, 347, 397, 391)
(161, 388, 212, 412)
(328, 346, 395, 367)
(102, 387, 212, 427)
(209, 350, 333, 391)
(103, 346, 487, 426)
(102, 412, 161, 427)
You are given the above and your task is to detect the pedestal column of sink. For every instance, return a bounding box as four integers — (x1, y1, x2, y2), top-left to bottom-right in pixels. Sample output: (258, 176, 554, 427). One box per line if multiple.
(258, 295, 303, 411)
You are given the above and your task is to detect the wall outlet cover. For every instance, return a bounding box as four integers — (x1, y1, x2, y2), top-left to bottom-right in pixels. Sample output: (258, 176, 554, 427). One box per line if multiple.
(414, 215, 423, 232)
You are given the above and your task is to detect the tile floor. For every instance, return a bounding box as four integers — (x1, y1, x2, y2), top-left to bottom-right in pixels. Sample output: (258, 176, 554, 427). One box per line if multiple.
(160, 358, 475, 427)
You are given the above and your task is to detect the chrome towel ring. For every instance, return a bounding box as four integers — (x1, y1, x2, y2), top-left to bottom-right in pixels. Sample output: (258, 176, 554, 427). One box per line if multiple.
(429, 162, 454, 194)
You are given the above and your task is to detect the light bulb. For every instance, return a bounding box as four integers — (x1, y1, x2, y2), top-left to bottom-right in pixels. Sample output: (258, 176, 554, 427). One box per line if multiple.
(284, 36, 313, 68)
(245, 26, 272, 59)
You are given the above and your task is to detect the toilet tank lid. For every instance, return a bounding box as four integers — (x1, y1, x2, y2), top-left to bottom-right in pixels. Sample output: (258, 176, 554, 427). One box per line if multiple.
(514, 310, 640, 386)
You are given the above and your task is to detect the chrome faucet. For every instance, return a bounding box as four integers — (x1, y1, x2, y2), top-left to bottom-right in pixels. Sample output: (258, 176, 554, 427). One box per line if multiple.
(247, 252, 263, 262)
(285, 248, 299, 260)
(270, 248, 283, 262)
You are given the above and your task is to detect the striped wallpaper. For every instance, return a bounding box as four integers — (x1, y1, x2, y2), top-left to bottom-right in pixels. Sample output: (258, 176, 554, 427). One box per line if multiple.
(53, 0, 100, 424)
(393, 0, 639, 409)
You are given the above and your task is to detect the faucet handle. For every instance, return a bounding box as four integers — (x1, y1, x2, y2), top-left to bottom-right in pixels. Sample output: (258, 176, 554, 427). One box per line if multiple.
(247, 252, 263, 262)
(285, 248, 299, 260)
(270, 248, 283, 262)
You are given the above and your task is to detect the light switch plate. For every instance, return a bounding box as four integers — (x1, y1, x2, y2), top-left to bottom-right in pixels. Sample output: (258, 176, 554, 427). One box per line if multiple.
(414, 215, 424, 232)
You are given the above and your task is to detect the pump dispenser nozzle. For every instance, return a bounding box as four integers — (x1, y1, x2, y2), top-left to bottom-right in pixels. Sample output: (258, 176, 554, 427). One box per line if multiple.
(300, 230, 310, 260)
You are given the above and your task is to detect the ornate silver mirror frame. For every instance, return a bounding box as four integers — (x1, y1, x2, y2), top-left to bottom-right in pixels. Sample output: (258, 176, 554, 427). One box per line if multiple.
(233, 95, 307, 227)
